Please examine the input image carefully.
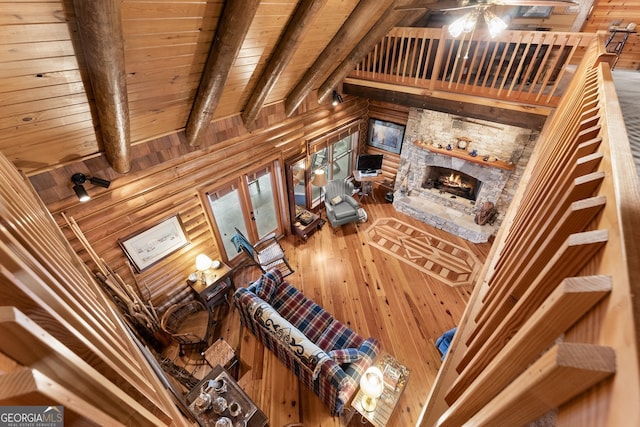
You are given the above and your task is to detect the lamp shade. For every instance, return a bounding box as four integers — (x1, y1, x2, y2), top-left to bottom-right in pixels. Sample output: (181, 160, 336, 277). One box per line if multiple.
(195, 254, 212, 271)
(312, 169, 328, 187)
(360, 366, 384, 411)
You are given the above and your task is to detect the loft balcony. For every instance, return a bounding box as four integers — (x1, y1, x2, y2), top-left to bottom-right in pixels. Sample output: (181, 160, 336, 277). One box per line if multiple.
(345, 27, 598, 120)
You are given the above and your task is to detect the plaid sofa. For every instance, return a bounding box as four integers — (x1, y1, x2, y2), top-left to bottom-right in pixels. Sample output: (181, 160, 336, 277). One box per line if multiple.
(233, 268, 380, 416)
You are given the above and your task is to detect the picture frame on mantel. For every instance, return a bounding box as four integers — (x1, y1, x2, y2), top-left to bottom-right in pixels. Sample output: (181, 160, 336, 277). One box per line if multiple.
(119, 215, 189, 273)
(367, 118, 405, 154)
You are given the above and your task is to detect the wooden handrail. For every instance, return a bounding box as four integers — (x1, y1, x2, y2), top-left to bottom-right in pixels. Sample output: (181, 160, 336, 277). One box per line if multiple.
(419, 32, 640, 427)
(349, 27, 595, 108)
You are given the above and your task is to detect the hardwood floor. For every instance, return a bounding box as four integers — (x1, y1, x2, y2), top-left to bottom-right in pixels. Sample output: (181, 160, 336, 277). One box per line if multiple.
(186, 193, 492, 426)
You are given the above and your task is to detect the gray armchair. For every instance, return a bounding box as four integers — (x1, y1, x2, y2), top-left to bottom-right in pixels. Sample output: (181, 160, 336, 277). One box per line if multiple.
(324, 179, 360, 228)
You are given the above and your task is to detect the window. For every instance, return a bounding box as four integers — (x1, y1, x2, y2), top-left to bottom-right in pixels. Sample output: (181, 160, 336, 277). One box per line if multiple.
(309, 132, 358, 206)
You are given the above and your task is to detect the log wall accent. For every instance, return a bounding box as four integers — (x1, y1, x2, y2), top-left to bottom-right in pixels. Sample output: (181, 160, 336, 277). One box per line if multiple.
(31, 96, 368, 314)
(0, 154, 186, 425)
(419, 33, 640, 427)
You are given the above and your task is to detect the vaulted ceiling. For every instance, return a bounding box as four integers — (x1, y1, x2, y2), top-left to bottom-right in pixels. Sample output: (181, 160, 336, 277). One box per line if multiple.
(1, 0, 626, 176)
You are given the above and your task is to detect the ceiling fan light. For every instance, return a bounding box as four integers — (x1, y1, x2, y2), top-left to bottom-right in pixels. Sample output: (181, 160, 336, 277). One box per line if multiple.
(449, 13, 469, 37)
(484, 10, 508, 38)
(463, 10, 478, 34)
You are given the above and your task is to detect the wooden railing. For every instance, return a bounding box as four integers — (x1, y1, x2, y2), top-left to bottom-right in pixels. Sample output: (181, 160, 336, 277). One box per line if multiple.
(0, 153, 188, 426)
(349, 27, 595, 108)
(419, 33, 640, 427)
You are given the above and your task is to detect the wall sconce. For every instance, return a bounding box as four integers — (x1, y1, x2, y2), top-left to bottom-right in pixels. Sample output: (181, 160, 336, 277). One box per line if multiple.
(71, 173, 111, 203)
(332, 90, 344, 106)
(360, 366, 384, 411)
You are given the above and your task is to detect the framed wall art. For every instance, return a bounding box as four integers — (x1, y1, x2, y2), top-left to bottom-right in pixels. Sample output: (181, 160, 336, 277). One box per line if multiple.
(119, 215, 189, 273)
(515, 6, 553, 18)
(367, 118, 406, 154)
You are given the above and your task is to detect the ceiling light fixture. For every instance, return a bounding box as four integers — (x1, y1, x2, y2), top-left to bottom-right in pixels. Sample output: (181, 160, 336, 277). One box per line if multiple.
(449, 7, 507, 39)
(70, 173, 111, 203)
(332, 90, 343, 106)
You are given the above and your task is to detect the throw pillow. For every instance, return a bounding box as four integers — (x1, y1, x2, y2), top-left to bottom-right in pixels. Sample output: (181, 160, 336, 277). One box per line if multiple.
(255, 275, 277, 302)
(330, 195, 343, 206)
(328, 348, 361, 364)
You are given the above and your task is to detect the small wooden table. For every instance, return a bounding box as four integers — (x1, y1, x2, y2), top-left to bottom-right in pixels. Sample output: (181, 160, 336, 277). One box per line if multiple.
(349, 353, 410, 427)
(293, 207, 322, 241)
(189, 262, 234, 310)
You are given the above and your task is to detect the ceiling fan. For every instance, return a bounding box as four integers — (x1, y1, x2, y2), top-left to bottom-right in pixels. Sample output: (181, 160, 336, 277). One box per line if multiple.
(435, 0, 577, 38)
(437, 0, 578, 12)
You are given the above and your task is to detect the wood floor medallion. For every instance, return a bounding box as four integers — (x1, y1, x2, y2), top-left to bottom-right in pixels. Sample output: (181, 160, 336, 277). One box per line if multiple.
(365, 217, 480, 287)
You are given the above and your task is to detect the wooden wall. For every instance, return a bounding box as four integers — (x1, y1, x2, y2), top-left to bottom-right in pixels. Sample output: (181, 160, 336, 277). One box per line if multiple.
(583, 0, 640, 70)
(30, 94, 368, 313)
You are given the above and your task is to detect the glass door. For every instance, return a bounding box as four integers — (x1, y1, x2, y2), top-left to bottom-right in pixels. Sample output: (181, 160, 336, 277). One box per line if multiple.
(206, 162, 285, 261)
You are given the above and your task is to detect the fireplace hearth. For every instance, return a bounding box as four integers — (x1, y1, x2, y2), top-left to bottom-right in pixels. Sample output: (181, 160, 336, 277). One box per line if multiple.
(424, 166, 481, 201)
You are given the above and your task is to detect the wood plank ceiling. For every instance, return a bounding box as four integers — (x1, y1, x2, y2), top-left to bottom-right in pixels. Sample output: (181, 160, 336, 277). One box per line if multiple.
(0, 0, 433, 175)
(0, 0, 634, 176)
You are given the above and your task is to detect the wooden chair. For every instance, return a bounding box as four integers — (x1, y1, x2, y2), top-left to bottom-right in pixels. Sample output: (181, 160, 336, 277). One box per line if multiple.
(160, 299, 215, 356)
(230, 227, 294, 277)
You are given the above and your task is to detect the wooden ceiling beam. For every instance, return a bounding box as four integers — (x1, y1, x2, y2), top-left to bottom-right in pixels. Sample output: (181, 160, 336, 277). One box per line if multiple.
(284, 0, 395, 117)
(185, 0, 260, 146)
(72, 0, 130, 174)
(242, 0, 329, 130)
(316, 0, 430, 104)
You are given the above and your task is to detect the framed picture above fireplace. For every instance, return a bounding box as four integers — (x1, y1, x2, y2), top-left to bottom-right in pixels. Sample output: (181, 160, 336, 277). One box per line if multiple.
(367, 119, 405, 154)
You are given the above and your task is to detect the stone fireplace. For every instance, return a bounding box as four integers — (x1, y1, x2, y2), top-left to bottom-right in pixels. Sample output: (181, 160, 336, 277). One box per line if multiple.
(392, 108, 537, 243)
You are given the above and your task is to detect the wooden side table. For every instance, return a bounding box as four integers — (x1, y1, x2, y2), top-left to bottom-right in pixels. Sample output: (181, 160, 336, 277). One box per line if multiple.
(293, 207, 322, 241)
(348, 353, 410, 427)
(189, 262, 234, 310)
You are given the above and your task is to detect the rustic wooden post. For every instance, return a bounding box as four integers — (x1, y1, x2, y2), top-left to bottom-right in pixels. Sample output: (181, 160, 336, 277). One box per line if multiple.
(185, 0, 260, 146)
(72, 0, 131, 174)
(284, 0, 395, 117)
(316, 0, 428, 104)
(242, 0, 328, 129)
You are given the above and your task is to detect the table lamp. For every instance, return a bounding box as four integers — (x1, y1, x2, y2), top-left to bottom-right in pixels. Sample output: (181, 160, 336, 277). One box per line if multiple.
(360, 366, 384, 412)
(195, 254, 213, 285)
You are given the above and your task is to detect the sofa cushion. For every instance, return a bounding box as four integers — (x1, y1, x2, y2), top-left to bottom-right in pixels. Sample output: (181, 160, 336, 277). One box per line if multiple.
(315, 319, 363, 352)
(328, 348, 361, 364)
(333, 202, 357, 220)
(330, 195, 343, 206)
(270, 281, 333, 342)
(249, 300, 329, 379)
(253, 273, 278, 302)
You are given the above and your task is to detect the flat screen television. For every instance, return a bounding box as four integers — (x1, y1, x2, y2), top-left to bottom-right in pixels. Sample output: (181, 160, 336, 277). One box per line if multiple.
(356, 154, 383, 173)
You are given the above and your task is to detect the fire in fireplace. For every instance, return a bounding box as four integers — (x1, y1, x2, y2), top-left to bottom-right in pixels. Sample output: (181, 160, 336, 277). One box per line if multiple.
(423, 166, 482, 201)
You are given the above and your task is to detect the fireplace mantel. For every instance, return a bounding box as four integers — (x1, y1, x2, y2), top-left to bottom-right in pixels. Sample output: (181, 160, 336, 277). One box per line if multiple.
(413, 141, 516, 171)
